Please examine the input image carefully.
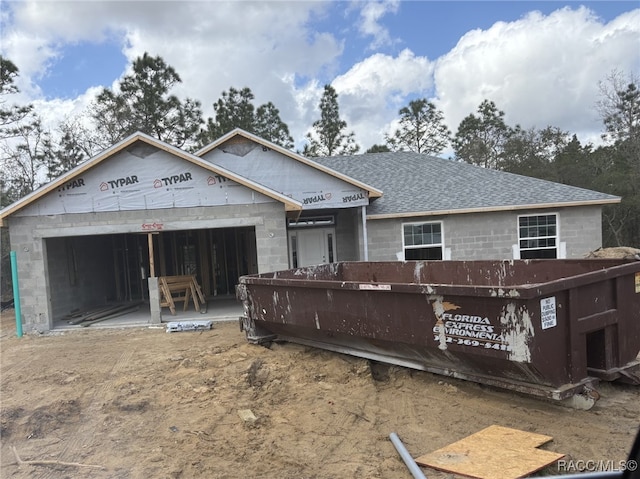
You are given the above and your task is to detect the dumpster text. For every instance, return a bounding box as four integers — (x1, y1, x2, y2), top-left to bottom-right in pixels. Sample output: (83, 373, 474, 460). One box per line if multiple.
(434, 313, 510, 351)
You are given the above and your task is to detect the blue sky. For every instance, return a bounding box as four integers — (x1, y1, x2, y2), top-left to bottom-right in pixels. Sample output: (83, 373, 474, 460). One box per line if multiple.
(1, 1, 638, 151)
(36, 41, 127, 99)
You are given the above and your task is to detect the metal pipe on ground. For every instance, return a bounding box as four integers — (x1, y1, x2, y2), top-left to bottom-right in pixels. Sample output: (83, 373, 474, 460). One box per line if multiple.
(389, 432, 426, 479)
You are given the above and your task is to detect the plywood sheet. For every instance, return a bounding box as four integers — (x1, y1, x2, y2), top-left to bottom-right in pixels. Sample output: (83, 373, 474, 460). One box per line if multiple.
(415, 425, 565, 479)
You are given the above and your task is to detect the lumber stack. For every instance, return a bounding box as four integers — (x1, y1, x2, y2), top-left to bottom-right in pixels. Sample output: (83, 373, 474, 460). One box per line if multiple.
(63, 302, 142, 327)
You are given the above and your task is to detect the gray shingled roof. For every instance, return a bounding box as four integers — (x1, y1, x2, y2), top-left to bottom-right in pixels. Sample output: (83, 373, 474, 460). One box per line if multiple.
(314, 151, 620, 217)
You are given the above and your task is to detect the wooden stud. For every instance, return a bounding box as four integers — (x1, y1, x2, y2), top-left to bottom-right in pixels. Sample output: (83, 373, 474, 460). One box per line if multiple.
(148, 233, 156, 278)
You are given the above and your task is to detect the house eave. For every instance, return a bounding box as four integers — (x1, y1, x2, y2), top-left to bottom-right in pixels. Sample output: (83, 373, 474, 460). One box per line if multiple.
(366, 198, 622, 221)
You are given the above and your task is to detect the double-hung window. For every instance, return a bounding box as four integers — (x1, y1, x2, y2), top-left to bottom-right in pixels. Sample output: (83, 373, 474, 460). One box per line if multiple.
(518, 214, 558, 259)
(403, 222, 443, 260)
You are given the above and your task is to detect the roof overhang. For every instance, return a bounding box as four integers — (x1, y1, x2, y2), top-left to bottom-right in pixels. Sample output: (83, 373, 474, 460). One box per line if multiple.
(366, 198, 622, 220)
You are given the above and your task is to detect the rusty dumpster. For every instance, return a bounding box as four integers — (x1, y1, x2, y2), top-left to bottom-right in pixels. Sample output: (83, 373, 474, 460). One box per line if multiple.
(237, 259, 640, 406)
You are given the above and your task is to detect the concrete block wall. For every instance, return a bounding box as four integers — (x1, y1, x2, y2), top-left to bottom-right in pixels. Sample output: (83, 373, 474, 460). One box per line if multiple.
(254, 204, 289, 273)
(6, 223, 49, 331)
(555, 206, 603, 258)
(365, 218, 404, 261)
(445, 211, 516, 260)
(365, 205, 604, 262)
(7, 201, 289, 331)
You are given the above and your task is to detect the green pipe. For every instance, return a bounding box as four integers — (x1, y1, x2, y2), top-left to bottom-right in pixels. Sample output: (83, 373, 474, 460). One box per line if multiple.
(10, 251, 23, 338)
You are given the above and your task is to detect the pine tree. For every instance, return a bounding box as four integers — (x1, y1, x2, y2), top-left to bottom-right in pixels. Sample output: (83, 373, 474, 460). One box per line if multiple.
(453, 100, 512, 168)
(255, 102, 294, 149)
(0, 56, 50, 202)
(385, 99, 450, 155)
(199, 88, 294, 150)
(303, 85, 359, 157)
(90, 52, 203, 150)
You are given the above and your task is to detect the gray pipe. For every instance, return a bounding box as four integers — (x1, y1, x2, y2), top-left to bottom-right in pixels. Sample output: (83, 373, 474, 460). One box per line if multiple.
(389, 432, 427, 479)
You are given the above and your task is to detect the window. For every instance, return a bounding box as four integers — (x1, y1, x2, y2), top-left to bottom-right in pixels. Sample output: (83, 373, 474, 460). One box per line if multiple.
(403, 222, 443, 260)
(518, 214, 558, 259)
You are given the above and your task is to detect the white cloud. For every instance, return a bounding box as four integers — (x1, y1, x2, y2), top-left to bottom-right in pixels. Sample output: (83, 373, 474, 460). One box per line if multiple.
(2, 1, 638, 156)
(357, 0, 400, 49)
(332, 49, 434, 149)
(434, 6, 640, 143)
(2, 1, 343, 148)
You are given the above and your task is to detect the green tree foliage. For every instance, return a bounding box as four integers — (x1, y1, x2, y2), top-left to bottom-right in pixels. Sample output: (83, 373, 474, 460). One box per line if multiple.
(2, 118, 52, 198)
(0, 58, 51, 300)
(595, 72, 640, 247)
(1, 57, 33, 139)
(255, 102, 294, 149)
(385, 98, 450, 155)
(47, 118, 97, 179)
(552, 135, 596, 187)
(366, 144, 391, 153)
(0, 53, 15, 295)
(453, 100, 513, 168)
(598, 72, 640, 145)
(199, 87, 294, 149)
(91, 52, 204, 150)
(501, 126, 570, 179)
(1, 57, 23, 207)
(0, 56, 50, 203)
(202, 87, 255, 141)
(303, 84, 359, 157)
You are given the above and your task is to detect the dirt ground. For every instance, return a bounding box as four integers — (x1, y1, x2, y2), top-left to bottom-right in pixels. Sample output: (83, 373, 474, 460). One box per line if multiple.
(0, 310, 638, 479)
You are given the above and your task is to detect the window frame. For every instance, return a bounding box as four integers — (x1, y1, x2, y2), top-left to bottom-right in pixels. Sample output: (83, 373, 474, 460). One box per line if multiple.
(401, 221, 444, 261)
(517, 213, 559, 259)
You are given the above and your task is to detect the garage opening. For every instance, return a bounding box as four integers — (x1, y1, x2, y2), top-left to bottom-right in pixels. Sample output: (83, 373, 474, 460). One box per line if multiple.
(47, 227, 256, 328)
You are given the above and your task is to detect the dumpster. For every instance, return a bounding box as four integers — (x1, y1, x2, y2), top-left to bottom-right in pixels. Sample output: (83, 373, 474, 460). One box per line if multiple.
(237, 260, 640, 407)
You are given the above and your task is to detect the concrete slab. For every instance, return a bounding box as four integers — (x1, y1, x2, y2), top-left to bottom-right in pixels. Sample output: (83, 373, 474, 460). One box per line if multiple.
(52, 296, 242, 330)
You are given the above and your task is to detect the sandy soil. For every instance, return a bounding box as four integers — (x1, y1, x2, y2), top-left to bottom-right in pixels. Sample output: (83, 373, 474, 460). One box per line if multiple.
(0, 310, 638, 479)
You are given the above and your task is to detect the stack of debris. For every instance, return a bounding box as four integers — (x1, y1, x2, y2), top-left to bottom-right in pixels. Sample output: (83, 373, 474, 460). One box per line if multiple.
(62, 302, 142, 327)
(585, 246, 640, 260)
(165, 320, 213, 333)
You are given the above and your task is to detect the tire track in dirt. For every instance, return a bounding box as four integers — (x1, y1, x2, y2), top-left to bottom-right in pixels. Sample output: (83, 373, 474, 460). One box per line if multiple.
(315, 396, 369, 470)
(33, 348, 135, 479)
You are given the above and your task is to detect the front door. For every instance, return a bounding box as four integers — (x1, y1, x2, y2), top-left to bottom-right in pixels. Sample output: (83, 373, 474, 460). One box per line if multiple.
(290, 228, 336, 267)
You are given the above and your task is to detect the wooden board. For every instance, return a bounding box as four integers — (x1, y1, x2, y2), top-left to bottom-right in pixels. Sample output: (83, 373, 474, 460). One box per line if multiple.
(65, 303, 140, 325)
(415, 425, 565, 479)
(80, 305, 142, 327)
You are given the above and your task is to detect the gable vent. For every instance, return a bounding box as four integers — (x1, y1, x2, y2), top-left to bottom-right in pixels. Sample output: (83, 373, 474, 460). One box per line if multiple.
(221, 138, 259, 157)
(125, 143, 158, 158)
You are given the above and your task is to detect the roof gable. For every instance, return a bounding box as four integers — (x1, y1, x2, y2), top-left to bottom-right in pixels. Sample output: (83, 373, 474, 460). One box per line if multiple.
(314, 152, 620, 218)
(196, 129, 383, 209)
(0, 132, 302, 224)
